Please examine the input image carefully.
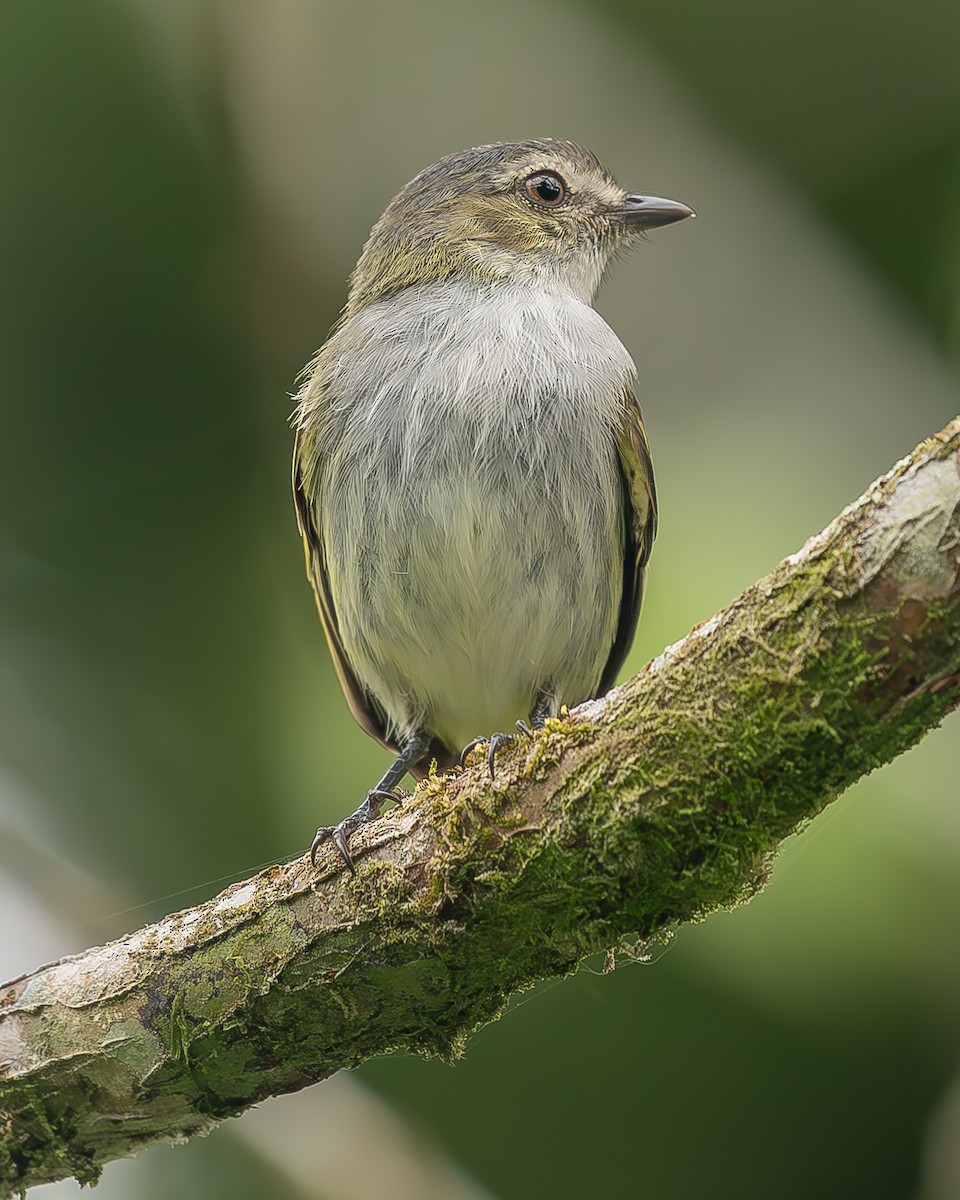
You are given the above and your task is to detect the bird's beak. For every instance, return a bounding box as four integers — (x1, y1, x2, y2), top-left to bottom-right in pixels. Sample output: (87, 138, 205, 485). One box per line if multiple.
(614, 193, 696, 229)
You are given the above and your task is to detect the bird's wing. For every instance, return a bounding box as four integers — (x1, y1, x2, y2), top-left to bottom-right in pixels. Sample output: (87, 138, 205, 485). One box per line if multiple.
(292, 426, 396, 755)
(598, 387, 659, 694)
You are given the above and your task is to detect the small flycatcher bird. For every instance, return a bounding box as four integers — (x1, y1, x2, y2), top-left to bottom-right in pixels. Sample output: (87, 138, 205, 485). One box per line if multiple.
(293, 139, 693, 870)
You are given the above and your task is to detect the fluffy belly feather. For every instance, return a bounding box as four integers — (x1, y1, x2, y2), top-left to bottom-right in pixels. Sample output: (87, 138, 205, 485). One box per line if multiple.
(323, 417, 624, 750)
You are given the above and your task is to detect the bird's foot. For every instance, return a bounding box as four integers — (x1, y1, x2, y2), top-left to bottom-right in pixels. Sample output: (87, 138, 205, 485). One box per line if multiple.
(309, 731, 430, 874)
(457, 720, 534, 778)
(310, 787, 401, 873)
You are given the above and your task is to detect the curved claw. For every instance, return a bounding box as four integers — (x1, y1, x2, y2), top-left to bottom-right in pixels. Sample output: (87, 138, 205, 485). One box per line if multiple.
(310, 825, 340, 870)
(310, 787, 402, 873)
(311, 821, 359, 873)
(459, 722, 541, 779)
(369, 787, 404, 806)
(331, 825, 356, 873)
(487, 731, 516, 778)
(457, 736, 489, 770)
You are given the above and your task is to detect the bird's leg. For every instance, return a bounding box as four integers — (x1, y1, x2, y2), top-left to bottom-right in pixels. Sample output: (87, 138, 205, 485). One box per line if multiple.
(457, 690, 554, 778)
(310, 730, 431, 873)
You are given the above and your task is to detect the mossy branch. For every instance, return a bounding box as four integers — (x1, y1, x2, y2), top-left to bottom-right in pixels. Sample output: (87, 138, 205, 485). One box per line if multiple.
(2, 418, 960, 1195)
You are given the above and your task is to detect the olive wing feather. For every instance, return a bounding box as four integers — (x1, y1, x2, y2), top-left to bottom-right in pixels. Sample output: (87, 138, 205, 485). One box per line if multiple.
(598, 388, 658, 695)
(292, 428, 396, 755)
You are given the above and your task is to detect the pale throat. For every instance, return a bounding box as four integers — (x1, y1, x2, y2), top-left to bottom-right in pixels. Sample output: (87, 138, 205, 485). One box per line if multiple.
(461, 238, 613, 306)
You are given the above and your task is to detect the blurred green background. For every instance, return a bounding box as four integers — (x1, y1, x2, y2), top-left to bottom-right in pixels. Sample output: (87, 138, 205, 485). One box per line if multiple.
(1, 1, 958, 1198)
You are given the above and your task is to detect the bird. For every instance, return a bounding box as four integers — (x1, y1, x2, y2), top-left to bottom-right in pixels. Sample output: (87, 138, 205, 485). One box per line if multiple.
(292, 138, 693, 871)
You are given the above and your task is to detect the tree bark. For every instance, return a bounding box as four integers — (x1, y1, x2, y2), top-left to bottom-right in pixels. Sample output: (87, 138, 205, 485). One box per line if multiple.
(2, 417, 959, 1195)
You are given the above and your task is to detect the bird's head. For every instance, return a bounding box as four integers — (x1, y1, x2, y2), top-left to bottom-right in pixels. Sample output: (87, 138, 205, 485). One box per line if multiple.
(344, 139, 694, 314)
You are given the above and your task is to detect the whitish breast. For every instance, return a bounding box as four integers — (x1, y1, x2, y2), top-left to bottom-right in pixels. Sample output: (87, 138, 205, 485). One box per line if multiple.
(309, 282, 637, 748)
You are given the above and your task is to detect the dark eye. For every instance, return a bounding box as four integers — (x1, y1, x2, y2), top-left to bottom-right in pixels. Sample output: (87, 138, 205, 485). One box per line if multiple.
(523, 171, 567, 207)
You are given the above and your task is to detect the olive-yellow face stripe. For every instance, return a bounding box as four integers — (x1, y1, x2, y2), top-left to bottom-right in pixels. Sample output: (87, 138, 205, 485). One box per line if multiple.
(344, 139, 652, 314)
